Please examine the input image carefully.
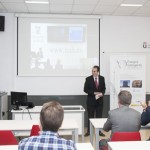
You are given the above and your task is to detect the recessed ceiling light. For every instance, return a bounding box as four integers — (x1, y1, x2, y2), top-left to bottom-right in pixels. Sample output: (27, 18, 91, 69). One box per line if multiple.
(25, 0, 49, 4)
(120, 4, 143, 7)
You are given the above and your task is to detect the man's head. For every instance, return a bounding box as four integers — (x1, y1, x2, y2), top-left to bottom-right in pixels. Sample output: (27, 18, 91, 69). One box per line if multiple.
(118, 90, 132, 106)
(40, 101, 64, 132)
(92, 65, 100, 77)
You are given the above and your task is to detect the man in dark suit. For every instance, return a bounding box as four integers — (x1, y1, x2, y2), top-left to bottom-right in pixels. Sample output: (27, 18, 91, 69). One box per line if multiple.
(141, 100, 150, 126)
(84, 65, 106, 136)
(140, 100, 150, 140)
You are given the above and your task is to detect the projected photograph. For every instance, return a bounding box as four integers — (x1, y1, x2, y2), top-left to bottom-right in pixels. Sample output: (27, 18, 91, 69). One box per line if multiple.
(47, 26, 85, 43)
(47, 26, 68, 43)
(132, 80, 142, 88)
(120, 80, 130, 88)
(69, 27, 84, 42)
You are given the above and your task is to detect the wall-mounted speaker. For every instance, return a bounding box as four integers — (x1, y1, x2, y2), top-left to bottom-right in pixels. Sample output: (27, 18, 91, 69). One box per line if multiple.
(0, 16, 5, 31)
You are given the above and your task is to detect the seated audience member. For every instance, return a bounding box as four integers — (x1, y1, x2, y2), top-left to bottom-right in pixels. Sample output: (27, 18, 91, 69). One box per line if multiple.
(141, 100, 150, 125)
(99, 90, 141, 150)
(18, 101, 76, 150)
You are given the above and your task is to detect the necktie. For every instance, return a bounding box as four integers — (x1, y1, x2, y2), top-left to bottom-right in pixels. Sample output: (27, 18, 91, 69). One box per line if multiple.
(95, 78, 99, 89)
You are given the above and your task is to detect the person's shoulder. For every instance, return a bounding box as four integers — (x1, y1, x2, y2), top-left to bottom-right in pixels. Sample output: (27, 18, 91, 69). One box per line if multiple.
(99, 75, 105, 79)
(86, 75, 93, 80)
(109, 108, 120, 114)
(146, 106, 150, 112)
(60, 138, 74, 144)
(19, 136, 38, 144)
(58, 138, 76, 148)
(129, 107, 141, 115)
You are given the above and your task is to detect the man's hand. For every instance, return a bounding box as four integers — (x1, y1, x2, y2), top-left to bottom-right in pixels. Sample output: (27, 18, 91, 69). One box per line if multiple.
(98, 92, 103, 97)
(94, 92, 100, 95)
(94, 92, 103, 100)
(140, 102, 147, 109)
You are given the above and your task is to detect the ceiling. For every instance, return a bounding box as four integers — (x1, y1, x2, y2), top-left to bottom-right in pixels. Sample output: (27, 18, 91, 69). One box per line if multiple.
(0, 0, 150, 17)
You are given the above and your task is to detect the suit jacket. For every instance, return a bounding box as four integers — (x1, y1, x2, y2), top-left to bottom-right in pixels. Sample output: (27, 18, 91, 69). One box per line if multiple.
(141, 106, 150, 126)
(84, 75, 106, 106)
(103, 106, 141, 136)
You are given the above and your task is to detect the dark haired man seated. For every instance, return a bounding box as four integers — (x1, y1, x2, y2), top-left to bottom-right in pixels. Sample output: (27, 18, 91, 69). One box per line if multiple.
(19, 101, 76, 150)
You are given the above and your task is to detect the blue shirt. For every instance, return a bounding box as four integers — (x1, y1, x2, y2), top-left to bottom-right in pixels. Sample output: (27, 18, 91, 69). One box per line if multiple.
(18, 131, 76, 150)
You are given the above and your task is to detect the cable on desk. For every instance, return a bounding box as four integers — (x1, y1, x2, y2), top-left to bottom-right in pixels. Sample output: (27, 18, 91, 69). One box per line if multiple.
(21, 108, 32, 120)
(27, 109, 32, 120)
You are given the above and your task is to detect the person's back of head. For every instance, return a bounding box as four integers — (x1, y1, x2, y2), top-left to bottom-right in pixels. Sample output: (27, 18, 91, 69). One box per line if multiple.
(118, 90, 132, 107)
(40, 101, 64, 132)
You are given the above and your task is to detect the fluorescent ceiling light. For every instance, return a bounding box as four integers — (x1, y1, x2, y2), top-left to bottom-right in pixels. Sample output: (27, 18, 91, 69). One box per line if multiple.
(25, 0, 49, 4)
(120, 4, 143, 7)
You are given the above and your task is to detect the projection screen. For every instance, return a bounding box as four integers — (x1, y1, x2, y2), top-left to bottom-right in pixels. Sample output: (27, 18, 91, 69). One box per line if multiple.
(17, 17, 100, 76)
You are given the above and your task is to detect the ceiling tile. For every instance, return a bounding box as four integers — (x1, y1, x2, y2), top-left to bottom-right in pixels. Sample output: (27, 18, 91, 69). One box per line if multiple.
(72, 5, 95, 12)
(0, 3, 4, 9)
(50, 4, 72, 13)
(114, 5, 139, 13)
(94, 5, 117, 13)
(135, 6, 150, 13)
(72, 11, 92, 14)
(0, 0, 149, 16)
(2, 2, 28, 12)
(0, 0, 24, 2)
(74, 0, 99, 5)
(144, 0, 150, 6)
(112, 12, 133, 15)
(93, 11, 112, 15)
(50, 0, 73, 5)
(26, 3, 49, 13)
(98, 0, 124, 5)
(122, 0, 147, 4)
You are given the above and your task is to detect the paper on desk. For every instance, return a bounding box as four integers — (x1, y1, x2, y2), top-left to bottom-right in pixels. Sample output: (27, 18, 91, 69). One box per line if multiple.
(95, 94, 102, 100)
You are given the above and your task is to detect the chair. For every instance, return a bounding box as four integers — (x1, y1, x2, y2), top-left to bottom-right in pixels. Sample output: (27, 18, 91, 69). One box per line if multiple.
(30, 125, 40, 136)
(0, 130, 18, 145)
(110, 132, 141, 142)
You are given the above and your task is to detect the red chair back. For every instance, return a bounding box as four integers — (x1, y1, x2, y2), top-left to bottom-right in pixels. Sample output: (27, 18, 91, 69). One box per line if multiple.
(0, 130, 18, 145)
(111, 132, 141, 141)
(30, 125, 40, 136)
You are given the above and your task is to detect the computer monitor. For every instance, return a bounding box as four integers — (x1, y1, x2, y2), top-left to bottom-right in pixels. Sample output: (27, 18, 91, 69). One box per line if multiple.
(11, 91, 28, 110)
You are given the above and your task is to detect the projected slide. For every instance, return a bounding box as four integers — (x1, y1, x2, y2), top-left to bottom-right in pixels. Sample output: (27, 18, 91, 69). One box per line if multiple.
(18, 18, 99, 76)
(31, 23, 87, 70)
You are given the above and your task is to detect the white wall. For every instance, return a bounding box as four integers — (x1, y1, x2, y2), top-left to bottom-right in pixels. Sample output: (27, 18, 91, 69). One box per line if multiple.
(100, 16, 150, 94)
(1, 14, 150, 95)
(0, 13, 15, 93)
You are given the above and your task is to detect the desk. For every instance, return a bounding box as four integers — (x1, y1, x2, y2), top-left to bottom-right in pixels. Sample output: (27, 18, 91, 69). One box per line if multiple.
(76, 143, 94, 150)
(0, 145, 18, 150)
(108, 141, 150, 150)
(0, 143, 94, 150)
(0, 119, 78, 143)
(90, 118, 107, 150)
(90, 118, 150, 150)
(11, 105, 85, 142)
